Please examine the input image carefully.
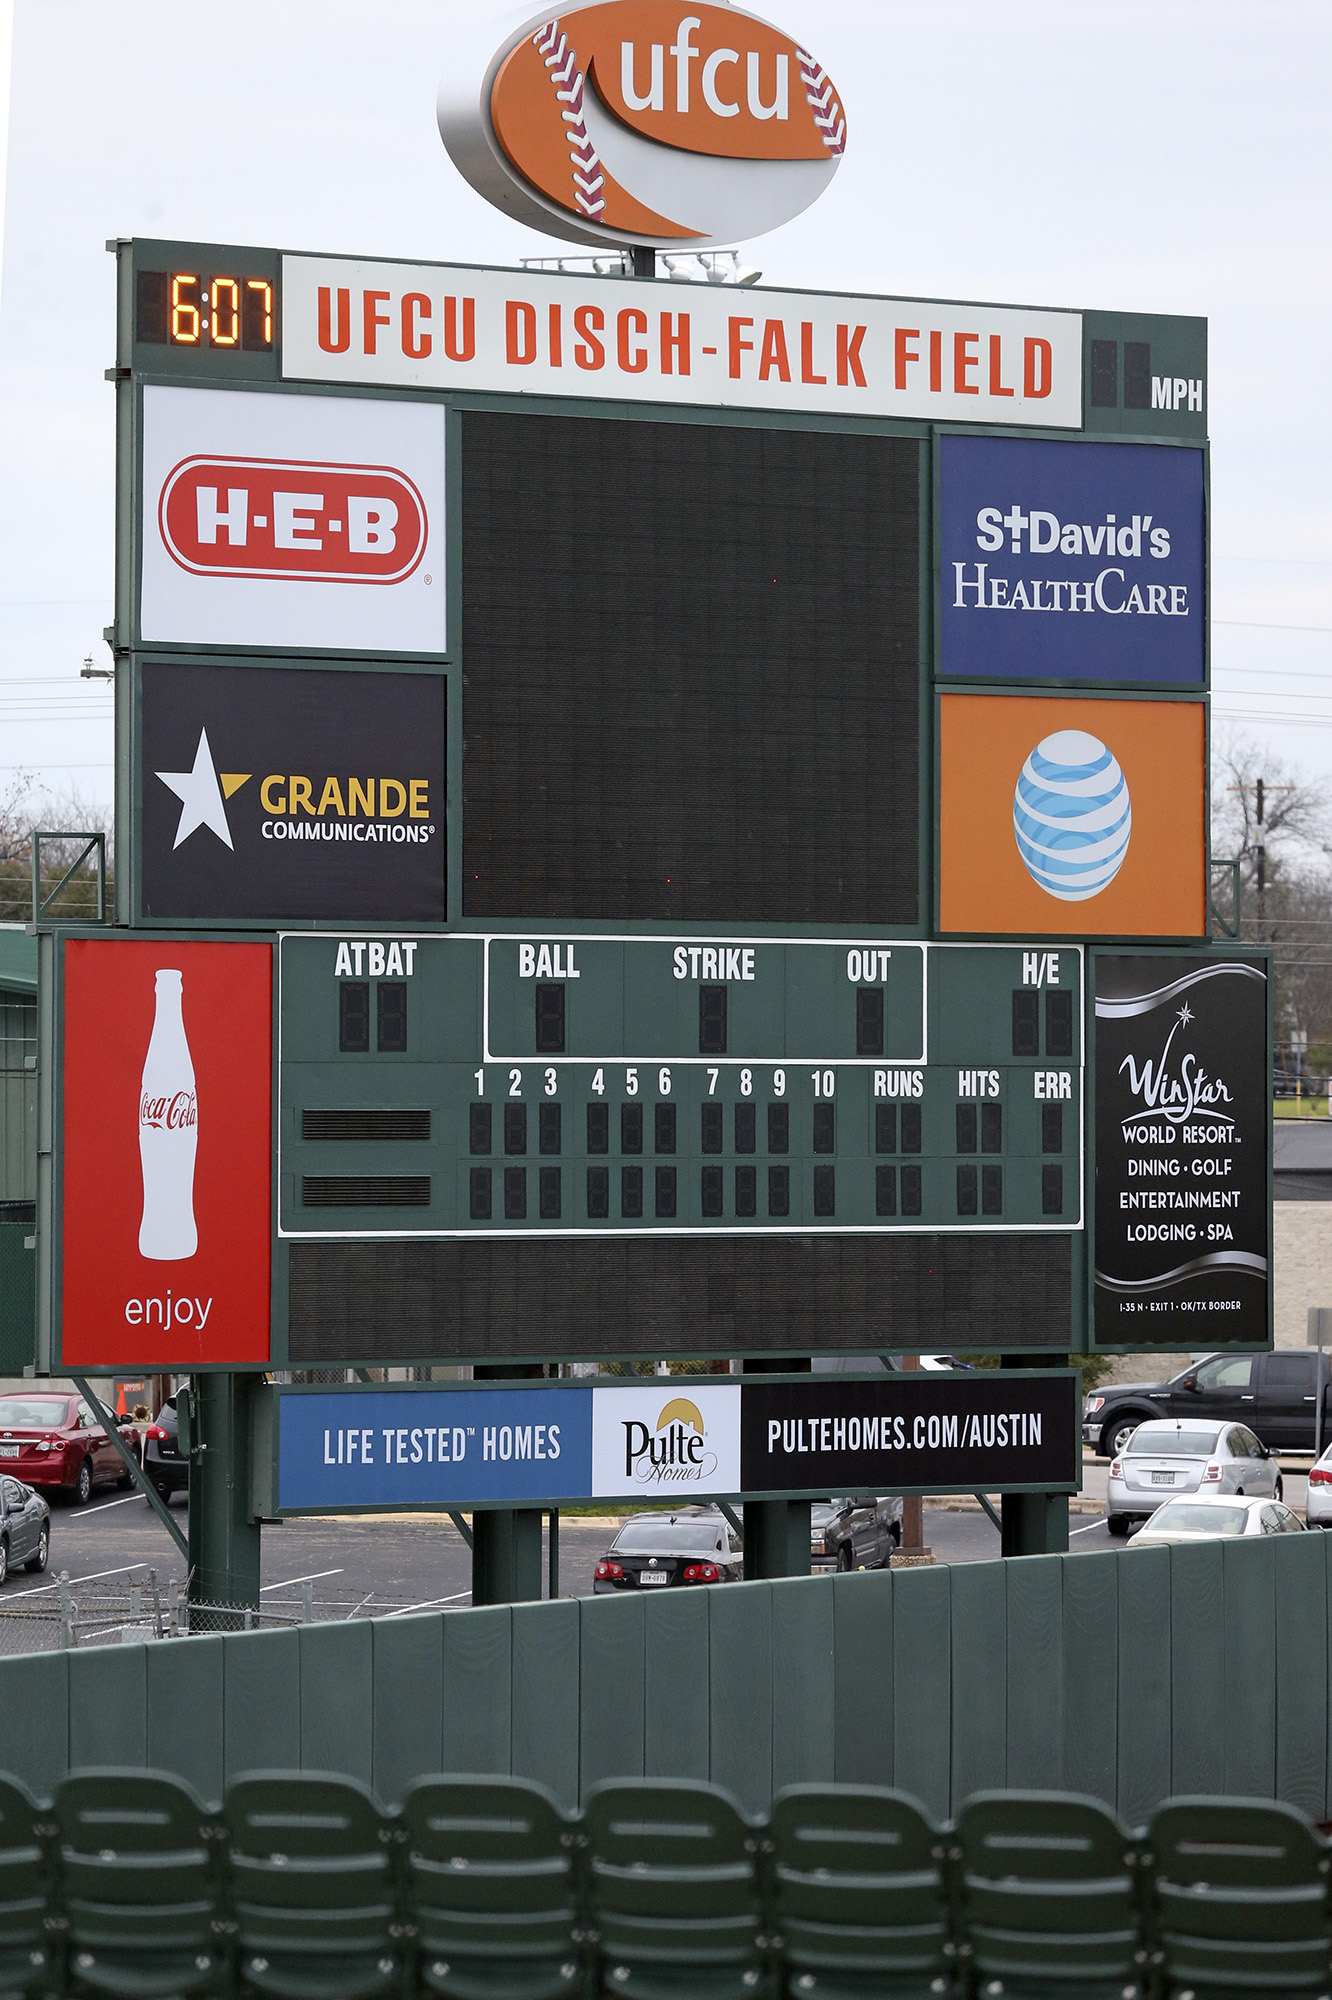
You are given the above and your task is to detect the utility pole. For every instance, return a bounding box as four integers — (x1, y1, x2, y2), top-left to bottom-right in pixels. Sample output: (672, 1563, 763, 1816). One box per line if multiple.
(1228, 776, 1295, 934)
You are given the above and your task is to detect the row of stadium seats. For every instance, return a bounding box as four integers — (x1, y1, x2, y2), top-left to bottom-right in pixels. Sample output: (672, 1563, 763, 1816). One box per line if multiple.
(0, 1767, 1327, 1998)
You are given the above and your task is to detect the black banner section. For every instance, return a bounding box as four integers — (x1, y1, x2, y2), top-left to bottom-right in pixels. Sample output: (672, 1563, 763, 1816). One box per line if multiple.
(139, 660, 446, 921)
(1093, 954, 1270, 1347)
(739, 1371, 1079, 1494)
(287, 1234, 1073, 1365)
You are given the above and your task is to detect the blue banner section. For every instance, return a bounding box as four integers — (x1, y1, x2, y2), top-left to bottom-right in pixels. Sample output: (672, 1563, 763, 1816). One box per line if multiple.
(276, 1387, 594, 1509)
(939, 434, 1205, 685)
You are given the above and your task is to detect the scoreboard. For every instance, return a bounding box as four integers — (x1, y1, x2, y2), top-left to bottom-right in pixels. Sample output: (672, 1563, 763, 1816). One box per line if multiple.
(278, 932, 1082, 1240)
(28, 234, 1275, 1374)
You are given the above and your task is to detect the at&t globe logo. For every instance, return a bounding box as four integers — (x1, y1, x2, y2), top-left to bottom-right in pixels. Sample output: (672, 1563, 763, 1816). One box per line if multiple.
(1013, 730, 1132, 901)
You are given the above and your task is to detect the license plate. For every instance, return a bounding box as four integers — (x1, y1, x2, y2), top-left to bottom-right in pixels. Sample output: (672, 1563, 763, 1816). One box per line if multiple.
(0, 1445, 19, 1458)
(638, 1570, 670, 1584)
(1151, 1471, 1175, 1485)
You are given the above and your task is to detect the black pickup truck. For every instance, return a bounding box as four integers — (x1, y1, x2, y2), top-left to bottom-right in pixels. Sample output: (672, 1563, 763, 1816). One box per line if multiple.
(1084, 1350, 1332, 1459)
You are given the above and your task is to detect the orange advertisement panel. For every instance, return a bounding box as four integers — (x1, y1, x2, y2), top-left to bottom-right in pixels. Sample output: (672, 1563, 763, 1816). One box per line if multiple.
(939, 693, 1205, 937)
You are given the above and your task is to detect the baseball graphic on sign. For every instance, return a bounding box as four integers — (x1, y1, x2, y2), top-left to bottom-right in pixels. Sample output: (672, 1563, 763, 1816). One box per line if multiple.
(1013, 730, 1132, 902)
(439, 1, 846, 248)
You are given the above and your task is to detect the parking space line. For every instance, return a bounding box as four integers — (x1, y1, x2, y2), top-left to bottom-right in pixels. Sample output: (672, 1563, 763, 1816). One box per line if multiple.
(260, 1568, 343, 1592)
(1070, 1519, 1105, 1536)
(386, 1591, 472, 1615)
(7, 1561, 156, 1599)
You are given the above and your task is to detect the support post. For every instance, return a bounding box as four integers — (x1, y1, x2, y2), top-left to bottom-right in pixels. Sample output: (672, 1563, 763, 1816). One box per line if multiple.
(186, 1371, 261, 1621)
(472, 1509, 544, 1605)
(998, 1354, 1069, 1558)
(631, 245, 655, 278)
(898, 1357, 930, 1559)
(548, 1510, 560, 1600)
(471, 1364, 545, 1605)
(742, 1358, 810, 1580)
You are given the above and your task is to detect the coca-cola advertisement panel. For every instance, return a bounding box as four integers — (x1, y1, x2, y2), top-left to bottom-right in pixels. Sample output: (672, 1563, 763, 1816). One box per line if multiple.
(138, 386, 446, 655)
(1092, 952, 1271, 1349)
(60, 939, 272, 1366)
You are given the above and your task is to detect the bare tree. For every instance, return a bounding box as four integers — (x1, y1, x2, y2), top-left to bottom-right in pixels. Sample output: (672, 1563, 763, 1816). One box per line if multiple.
(1211, 729, 1332, 1062)
(0, 775, 113, 924)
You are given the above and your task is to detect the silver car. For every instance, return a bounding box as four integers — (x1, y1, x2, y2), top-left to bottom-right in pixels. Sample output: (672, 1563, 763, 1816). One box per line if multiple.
(1106, 1418, 1280, 1537)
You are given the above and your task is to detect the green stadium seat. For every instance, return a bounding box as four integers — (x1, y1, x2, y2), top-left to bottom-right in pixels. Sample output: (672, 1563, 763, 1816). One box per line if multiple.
(399, 1775, 582, 2000)
(1148, 1796, 1332, 1996)
(222, 1772, 402, 1999)
(53, 1768, 224, 1998)
(582, 1779, 765, 2000)
(765, 1783, 955, 1998)
(954, 1791, 1148, 1998)
(0, 1774, 53, 1996)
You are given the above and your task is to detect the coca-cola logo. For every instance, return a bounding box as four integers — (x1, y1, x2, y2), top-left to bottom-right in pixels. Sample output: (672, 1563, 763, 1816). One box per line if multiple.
(140, 1091, 198, 1132)
(158, 455, 428, 584)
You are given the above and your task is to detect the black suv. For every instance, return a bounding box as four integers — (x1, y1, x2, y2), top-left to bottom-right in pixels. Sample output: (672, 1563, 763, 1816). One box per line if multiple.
(143, 1396, 189, 1502)
(1085, 1351, 1332, 1459)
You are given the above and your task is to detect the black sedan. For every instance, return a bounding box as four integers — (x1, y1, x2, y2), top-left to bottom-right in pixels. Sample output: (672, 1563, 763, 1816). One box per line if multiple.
(0, 1477, 50, 1584)
(594, 1509, 743, 1592)
(143, 1395, 189, 1503)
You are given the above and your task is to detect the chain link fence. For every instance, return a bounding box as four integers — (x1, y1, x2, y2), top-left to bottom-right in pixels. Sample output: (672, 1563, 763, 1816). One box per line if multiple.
(0, 1566, 422, 1654)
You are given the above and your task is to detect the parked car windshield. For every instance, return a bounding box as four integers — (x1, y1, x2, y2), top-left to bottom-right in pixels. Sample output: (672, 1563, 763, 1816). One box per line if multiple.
(1149, 1502, 1249, 1535)
(611, 1522, 723, 1554)
(1127, 1427, 1221, 1457)
(0, 1399, 70, 1427)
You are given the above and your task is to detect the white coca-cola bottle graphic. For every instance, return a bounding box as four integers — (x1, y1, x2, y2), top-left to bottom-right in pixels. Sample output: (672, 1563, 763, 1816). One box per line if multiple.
(138, 969, 198, 1260)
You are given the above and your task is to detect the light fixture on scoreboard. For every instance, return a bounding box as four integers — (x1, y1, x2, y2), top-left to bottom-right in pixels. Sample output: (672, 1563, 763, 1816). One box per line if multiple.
(136, 269, 274, 350)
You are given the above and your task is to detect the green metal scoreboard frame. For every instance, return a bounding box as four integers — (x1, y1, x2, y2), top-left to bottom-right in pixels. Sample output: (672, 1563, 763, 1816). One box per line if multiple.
(32, 238, 1272, 1374)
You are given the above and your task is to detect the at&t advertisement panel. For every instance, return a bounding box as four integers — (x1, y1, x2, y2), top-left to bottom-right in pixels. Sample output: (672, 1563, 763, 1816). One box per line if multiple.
(59, 939, 273, 1367)
(139, 661, 446, 921)
(939, 435, 1205, 684)
(1092, 954, 1270, 1347)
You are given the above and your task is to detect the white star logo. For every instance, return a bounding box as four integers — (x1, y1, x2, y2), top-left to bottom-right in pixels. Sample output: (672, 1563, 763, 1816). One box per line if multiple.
(1177, 1003, 1194, 1028)
(155, 727, 249, 851)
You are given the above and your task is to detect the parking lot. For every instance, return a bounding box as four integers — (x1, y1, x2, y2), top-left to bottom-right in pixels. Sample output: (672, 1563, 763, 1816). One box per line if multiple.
(3, 1451, 1314, 1621)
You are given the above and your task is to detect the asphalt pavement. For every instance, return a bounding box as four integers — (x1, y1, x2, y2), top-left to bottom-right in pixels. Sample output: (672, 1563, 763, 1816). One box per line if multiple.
(8, 1451, 1314, 1613)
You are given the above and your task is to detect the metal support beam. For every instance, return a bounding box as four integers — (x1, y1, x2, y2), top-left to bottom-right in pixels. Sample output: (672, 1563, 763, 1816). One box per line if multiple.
(715, 1500, 744, 1544)
(72, 1375, 189, 1563)
(471, 1508, 543, 1605)
(471, 1364, 545, 1604)
(998, 1355, 1070, 1557)
(447, 1509, 474, 1550)
(186, 1373, 261, 1618)
(741, 1358, 809, 1579)
(548, 1510, 560, 1600)
(1000, 1490, 1070, 1557)
(973, 1492, 1002, 1533)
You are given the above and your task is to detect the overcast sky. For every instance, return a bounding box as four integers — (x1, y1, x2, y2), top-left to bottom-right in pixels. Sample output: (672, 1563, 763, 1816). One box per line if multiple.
(0, 0, 1328, 812)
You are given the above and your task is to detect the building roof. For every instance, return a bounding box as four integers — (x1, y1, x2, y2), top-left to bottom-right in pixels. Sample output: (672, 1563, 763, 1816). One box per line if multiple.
(0, 925, 36, 996)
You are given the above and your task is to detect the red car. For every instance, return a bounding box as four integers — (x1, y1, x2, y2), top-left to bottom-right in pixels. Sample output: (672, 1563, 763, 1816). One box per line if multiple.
(0, 1395, 137, 1505)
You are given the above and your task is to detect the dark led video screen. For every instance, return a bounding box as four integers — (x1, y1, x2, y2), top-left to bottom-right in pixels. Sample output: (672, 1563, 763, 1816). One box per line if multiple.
(461, 412, 921, 923)
(287, 1234, 1072, 1365)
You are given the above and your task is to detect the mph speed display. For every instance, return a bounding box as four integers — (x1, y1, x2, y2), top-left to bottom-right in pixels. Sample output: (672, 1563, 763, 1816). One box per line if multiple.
(277, 931, 1083, 1239)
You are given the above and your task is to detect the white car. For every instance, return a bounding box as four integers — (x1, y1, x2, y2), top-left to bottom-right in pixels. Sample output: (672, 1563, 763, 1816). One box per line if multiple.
(1106, 1417, 1280, 1536)
(1305, 1447, 1332, 1527)
(1128, 1494, 1305, 1545)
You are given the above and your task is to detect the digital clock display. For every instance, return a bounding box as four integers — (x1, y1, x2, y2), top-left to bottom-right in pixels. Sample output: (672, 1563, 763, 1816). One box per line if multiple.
(136, 269, 274, 350)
